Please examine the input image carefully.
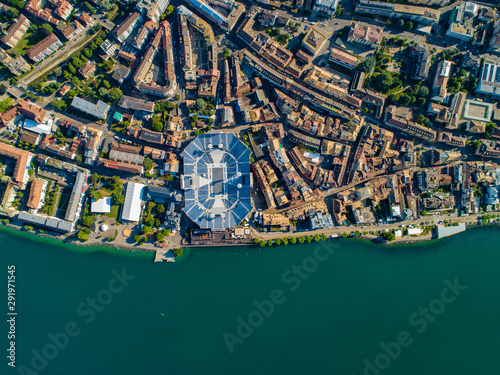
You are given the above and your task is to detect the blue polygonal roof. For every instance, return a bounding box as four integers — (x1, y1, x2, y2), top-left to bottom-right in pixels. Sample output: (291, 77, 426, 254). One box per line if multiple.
(181, 132, 252, 229)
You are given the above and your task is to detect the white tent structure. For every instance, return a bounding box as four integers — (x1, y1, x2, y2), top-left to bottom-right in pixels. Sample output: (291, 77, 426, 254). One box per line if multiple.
(121, 182, 145, 222)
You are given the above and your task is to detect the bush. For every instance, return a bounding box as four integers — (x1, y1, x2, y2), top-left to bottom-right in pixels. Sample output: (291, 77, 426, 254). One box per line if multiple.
(357, 57, 375, 73)
(173, 248, 184, 257)
(381, 231, 395, 241)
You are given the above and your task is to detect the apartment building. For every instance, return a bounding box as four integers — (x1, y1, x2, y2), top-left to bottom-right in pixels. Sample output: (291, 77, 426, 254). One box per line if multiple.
(26, 34, 63, 63)
(1, 14, 31, 48)
(355, 0, 440, 25)
(54, 0, 73, 21)
(303, 67, 348, 99)
(136, 0, 169, 23)
(328, 47, 359, 70)
(113, 12, 142, 43)
(347, 23, 383, 48)
(313, 0, 340, 16)
(431, 60, 451, 102)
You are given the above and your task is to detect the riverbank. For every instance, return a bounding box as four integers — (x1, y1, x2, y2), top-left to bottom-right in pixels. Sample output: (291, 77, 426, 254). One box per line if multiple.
(2, 205, 499, 253)
(1, 226, 500, 375)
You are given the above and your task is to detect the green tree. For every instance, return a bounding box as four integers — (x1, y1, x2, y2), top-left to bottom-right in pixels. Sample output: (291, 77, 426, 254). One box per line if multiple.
(357, 57, 376, 73)
(397, 19, 404, 28)
(151, 114, 164, 132)
(112, 192, 125, 205)
(111, 175, 121, 189)
(259, 240, 266, 247)
(417, 97, 426, 106)
(195, 98, 207, 111)
(155, 232, 165, 242)
(321, 234, 327, 241)
(91, 172, 100, 185)
(81, 215, 95, 227)
(290, 237, 297, 244)
(99, 87, 109, 97)
(267, 240, 273, 247)
(305, 235, 312, 243)
(147, 201, 156, 212)
(282, 238, 289, 245)
(0, 84, 6, 96)
(157, 204, 165, 213)
(109, 88, 123, 101)
(275, 238, 282, 245)
(374, 71, 393, 92)
(90, 189, 103, 201)
(335, 4, 342, 17)
(418, 86, 429, 97)
(78, 230, 89, 242)
(9, 8, 19, 18)
(404, 21, 413, 30)
(399, 94, 411, 107)
(173, 248, 184, 257)
(143, 157, 154, 171)
(134, 234, 142, 243)
(142, 226, 152, 235)
(223, 48, 231, 60)
(101, 0, 113, 10)
(165, 4, 174, 17)
(41, 23, 53, 36)
(313, 234, 320, 242)
(381, 231, 396, 241)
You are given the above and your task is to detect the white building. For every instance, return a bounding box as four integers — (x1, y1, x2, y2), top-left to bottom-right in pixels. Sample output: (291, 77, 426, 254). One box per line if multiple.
(446, 3, 476, 42)
(22, 118, 53, 135)
(91, 197, 112, 214)
(446, 23, 475, 42)
(313, 0, 340, 16)
(476, 61, 500, 96)
(121, 182, 145, 222)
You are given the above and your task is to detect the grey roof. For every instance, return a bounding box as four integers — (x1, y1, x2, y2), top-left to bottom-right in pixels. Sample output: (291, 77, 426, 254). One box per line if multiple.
(109, 149, 145, 165)
(71, 96, 110, 119)
(18, 211, 74, 232)
(112, 65, 132, 84)
(118, 95, 154, 112)
(147, 185, 183, 203)
(181, 132, 252, 230)
(65, 171, 87, 222)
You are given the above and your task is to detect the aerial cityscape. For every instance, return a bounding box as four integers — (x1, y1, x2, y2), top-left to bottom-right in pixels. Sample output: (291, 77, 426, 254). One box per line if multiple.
(0, 0, 500, 261)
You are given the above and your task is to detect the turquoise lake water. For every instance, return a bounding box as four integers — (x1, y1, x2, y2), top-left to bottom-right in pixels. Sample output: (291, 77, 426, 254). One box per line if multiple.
(1, 226, 500, 375)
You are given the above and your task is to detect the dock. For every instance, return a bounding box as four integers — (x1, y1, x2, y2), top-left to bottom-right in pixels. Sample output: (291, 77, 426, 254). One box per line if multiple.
(154, 249, 175, 263)
(436, 223, 466, 238)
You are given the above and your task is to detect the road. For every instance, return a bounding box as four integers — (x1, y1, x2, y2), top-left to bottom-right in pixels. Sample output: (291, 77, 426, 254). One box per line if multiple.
(250, 210, 491, 241)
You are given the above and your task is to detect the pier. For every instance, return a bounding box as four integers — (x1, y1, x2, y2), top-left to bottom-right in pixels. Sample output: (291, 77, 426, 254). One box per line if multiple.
(154, 249, 175, 263)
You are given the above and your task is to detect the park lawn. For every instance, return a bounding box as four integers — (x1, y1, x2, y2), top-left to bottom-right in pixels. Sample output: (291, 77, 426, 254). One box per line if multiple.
(101, 184, 121, 197)
(55, 192, 70, 219)
(104, 204, 120, 221)
(11, 28, 44, 57)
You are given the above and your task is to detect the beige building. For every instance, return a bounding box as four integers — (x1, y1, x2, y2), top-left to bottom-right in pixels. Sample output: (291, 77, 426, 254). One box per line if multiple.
(303, 67, 349, 99)
(1, 14, 31, 48)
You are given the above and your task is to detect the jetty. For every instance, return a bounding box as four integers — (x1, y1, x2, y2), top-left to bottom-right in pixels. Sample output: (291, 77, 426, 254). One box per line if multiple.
(154, 249, 175, 263)
(436, 223, 466, 238)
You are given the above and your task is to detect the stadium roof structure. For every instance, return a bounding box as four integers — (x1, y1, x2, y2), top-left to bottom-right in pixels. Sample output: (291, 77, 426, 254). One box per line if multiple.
(181, 132, 252, 230)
